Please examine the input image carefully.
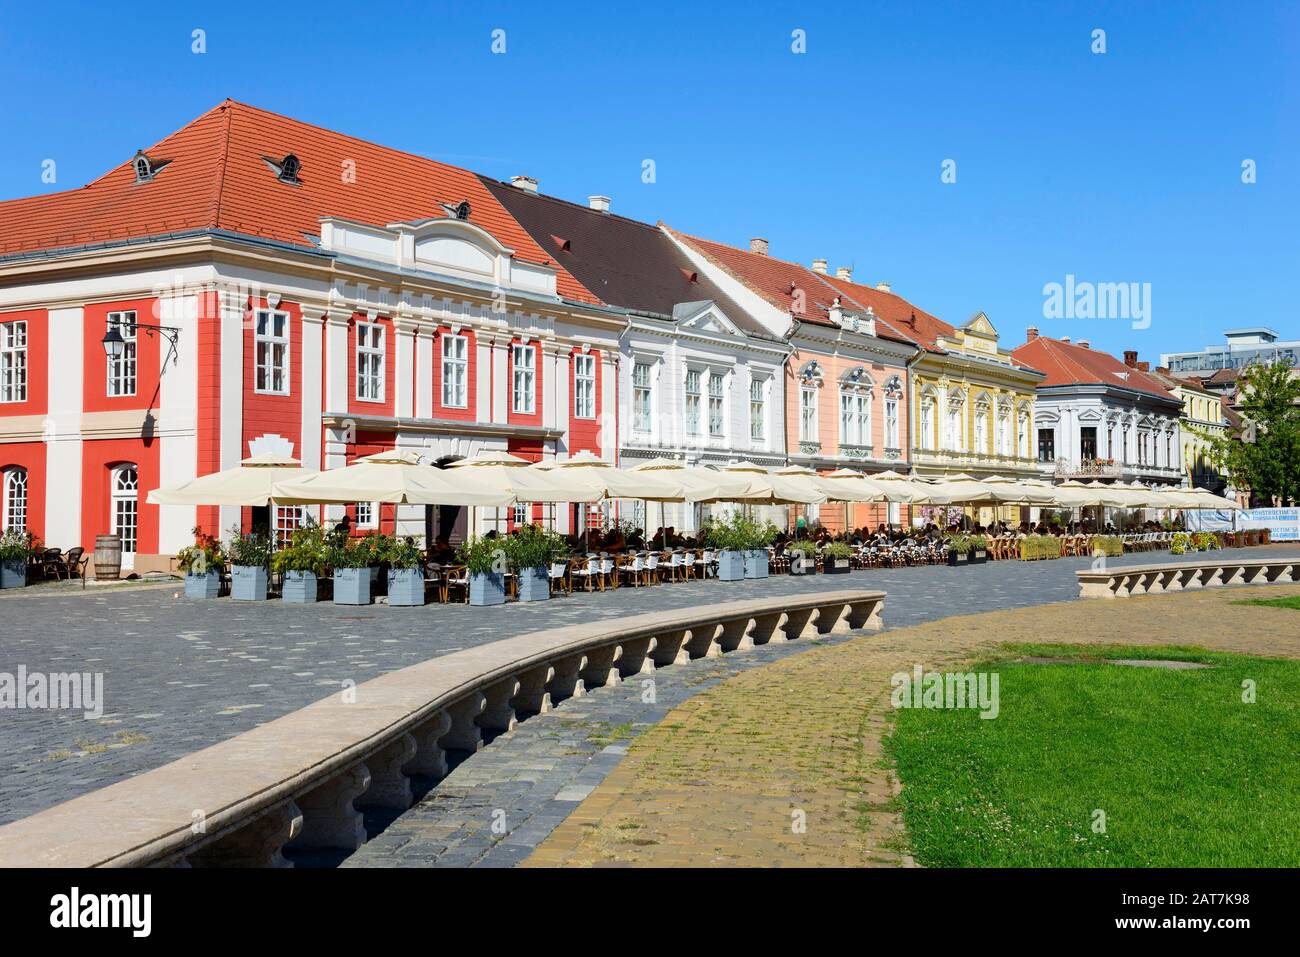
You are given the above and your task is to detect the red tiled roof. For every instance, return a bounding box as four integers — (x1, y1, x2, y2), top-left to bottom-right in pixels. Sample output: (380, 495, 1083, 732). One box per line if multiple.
(815, 272, 955, 353)
(0, 100, 599, 304)
(1011, 336, 1177, 400)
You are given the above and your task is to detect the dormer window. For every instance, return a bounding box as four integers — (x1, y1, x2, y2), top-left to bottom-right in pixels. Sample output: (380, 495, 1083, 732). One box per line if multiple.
(264, 153, 301, 184)
(131, 150, 169, 183)
(454, 200, 471, 221)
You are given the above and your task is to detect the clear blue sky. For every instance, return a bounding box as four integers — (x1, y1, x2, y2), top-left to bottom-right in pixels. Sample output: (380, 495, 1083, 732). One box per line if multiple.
(1, 1, 1295, 360)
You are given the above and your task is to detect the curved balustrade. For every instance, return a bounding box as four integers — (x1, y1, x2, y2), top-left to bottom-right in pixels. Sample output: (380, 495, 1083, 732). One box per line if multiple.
(1077, 557, 1297, 599)
(0, 589, 885, 868)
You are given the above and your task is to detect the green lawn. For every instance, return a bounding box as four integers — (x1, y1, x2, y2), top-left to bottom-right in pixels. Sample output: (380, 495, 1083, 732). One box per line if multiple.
(885, 643, 1300, 867)
(1234, 595, 1300, 611)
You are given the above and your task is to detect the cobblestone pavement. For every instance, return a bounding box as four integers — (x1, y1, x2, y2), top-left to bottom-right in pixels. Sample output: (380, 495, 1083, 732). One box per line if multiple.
(333, 546, 1299, 868)
(1, 546, 1292, 831)
(516, 580, 1300, 868)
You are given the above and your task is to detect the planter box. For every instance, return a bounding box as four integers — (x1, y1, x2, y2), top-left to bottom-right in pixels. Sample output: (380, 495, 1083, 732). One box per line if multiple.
(334, 567, 373, 605)
(386, 567, 425, 606)
(516, 566, 550, 602)
(947, 551, 970, 566)
(742, 550, 769, 579)
(231, 565, 269, 601)
(469, 571, 506, 606)
(971, 550, 988, 564)
(0, 559, 27, 589)
(788, 552, 816, 575)
(183, 571, 220, 599)
(824, 558, 852, 575)
(716, 550, 745, 581)
(282, 571, 319, 604)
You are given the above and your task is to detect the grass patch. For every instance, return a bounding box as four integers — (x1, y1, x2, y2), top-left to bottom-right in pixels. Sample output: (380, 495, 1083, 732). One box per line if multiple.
(886, 643, 1300, 867)
(1234, 595, 1300, 611)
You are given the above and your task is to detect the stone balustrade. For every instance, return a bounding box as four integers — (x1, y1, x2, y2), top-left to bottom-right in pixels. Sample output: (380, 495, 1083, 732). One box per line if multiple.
(0, 589, 885, 868)
(1077, 557, 1298, 599)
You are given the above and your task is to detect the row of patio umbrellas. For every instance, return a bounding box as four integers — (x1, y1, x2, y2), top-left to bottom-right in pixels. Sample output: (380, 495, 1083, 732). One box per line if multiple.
(148, 452, 1240, 513)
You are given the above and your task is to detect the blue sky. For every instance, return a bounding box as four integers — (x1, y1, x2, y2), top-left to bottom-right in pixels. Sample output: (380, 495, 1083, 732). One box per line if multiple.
(1, 1, 1295, 361)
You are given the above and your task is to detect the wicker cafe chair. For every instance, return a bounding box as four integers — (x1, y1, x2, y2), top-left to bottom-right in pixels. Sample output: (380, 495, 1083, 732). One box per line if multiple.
(548, 559, 572, 596)
(572, 555, 602, 592)
(444, 565, 470, 604)
(618, 553, 644, 588)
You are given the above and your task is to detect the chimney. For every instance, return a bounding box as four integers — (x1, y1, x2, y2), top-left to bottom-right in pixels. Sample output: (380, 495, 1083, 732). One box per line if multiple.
(1061, 335, 1071, 343)
(1156, 365, 1170, 376)
(1136, 361, 1150, 372)
(1078, 339, 1089, 348)
(1123, 350, 1138, 368)
(811, 258, 828, 274)
(1026, 325, 1039, 340)
(587, 195, 611, 213)
(750, 237, 768, 256)
(875, 281, 891, 292)
(836, 266, 852, 282)
(510, 175, 538, 193)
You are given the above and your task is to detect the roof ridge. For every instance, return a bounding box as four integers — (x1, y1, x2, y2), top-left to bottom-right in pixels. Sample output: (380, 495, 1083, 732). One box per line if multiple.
(663, 225, 799, 317)
(479, 176, 660, 233)
(209, 100, 235, 230)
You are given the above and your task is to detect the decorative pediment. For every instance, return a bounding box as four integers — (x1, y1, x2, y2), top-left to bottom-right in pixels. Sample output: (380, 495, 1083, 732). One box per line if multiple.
(1078, 408, 1104, 422)
(962, 311, 998, 338)
(673, 300, 740, 336)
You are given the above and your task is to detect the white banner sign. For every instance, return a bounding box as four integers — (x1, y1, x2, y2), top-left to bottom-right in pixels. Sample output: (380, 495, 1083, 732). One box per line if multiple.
(1193, 507, 1300, 541)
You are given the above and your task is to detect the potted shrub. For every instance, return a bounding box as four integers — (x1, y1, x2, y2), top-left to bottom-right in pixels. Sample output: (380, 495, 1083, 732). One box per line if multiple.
(946, 534, 972, 565)
(704, 514, 747, 581)
(506, 525, 564, 602)
(177, 527, 223, 599)
(383, 535, 426, 607)
(457, 536, 507, 606)
(786, 542, 817, 575)
(823, 541, 853, 574)
(0, 528, 35, 589)
(743, 519, 777, 579)
(330, 535, 378, 605)
(272, 520, 327, 603)
(226, 527, 272, 601)
(969, 535, 988, 564)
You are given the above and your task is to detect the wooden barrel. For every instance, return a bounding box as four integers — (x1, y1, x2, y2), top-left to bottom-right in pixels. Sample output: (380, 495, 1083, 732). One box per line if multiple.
(94, 534, 122, 581)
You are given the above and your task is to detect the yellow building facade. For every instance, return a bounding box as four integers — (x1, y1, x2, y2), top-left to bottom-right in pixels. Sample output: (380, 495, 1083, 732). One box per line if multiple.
(908, 314, 1043, 482)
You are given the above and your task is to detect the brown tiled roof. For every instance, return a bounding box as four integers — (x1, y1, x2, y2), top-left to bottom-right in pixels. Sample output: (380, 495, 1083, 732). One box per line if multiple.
(1011, 336, 1177, 400)
(481, 181, 772, 336)
(0, 100, 599, 304)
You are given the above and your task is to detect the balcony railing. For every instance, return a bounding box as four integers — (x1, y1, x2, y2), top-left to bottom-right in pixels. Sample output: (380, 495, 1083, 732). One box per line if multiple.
(1053, 457, 1122, 478)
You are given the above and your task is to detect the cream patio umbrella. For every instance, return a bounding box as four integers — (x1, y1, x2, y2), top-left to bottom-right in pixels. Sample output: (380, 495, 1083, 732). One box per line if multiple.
(531, 451, 685, 501)
(147, 453, 313, 507)
(270, 450, 513, 507)
(912, 473, 998, 506)
(1047, 480, 1130, 509)
(627, 458, 757, 503)
(717, 461, 826, 505)
(978, 475, 1058, 506)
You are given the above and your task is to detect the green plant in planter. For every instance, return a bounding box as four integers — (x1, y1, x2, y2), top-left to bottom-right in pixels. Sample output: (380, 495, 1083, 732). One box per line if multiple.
(0, 527, 37, 563)
(271, 520, 328, 576)
(456, 536, 508, 575)
(1171, 531, 1193, 554)
(1193, 532, 1220, 551)
(823, 541, 853, 560)
(968, 535, 988, 553)
(226, 526, 272, 567)
(786, 542, 816, 558)
(946, 534, 972, 555)
(176, 526, 223, 575)
(328, 534, 381, 569)
(504, 524, 567, 570)
(382, 535, 425, 570)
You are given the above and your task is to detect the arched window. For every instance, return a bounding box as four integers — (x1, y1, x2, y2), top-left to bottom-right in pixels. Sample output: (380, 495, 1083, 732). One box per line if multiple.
(2, 466, 27, 531)
(973, 394, 991, 455)
(838, 368, 873, 448)
(111, 464, 139, 557)
(919, 389, 937, 451)
(995, 398, 1011, 456)
(945, 389, 966, 452)
(1017, 403, 1031, 458)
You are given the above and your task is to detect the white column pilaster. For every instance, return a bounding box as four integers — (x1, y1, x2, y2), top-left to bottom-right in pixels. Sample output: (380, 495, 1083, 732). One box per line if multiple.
(415, 327, 434, 419)
(394, 315, 416, 419)
(43, 306, 83, 549)
(218, 292, 245, 533)
(300, 309, 324, 472)
(156, 294, 199, 554)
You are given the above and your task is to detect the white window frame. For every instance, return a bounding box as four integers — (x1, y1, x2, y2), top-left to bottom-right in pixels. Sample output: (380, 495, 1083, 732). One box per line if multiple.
(2, 466, 27, 531)
(110, 464, 139, 559)
(800, 385, 818, 443)
(511, 343, 536, 415)
(632, 361, 654, 434)
(106, 311, 138, 398)
(255, 309, 291, 396)
(355, 320, 385, 402)
(839, 388, 871, 447)
(573, 353, 596, 419)
(749, 377, 766, 443)
(885, 396, 899, 449)
(354, 502, 377, 529)
(276, 506, 305, 546)
(1018, 407, 1031, 458)
(920, 396, 935, 450)
(707, 371, 725, 438)
(684, 369, 702, 437)
(441, 333, 468, 409)
(974, 399, 990, 454)
(0, 321, 28, 404)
